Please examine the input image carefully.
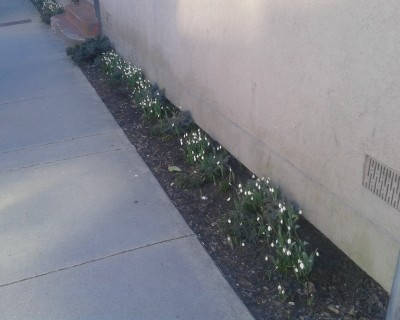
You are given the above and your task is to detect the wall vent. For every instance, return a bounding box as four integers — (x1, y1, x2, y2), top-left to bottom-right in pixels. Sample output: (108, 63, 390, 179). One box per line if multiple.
(363, 155, 400, 211)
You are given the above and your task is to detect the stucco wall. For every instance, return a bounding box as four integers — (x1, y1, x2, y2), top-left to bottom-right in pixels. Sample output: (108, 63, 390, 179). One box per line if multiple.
(98, 0, 400, 291)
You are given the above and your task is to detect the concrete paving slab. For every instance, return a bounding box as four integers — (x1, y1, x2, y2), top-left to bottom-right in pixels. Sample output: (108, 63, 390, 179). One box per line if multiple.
(0, 92, 118, 153)
(0, 19, 92, 104)
(0, 149, 193, 286)
(0, 236, 253, 320)
(0, 0, 38, 24)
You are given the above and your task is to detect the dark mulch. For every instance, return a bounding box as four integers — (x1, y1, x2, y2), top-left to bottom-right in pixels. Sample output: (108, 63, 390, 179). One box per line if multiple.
(79, 63, 388, 320)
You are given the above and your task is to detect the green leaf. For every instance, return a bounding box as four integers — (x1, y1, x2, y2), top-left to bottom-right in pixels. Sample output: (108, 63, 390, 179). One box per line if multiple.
(168, 165, 182, 172)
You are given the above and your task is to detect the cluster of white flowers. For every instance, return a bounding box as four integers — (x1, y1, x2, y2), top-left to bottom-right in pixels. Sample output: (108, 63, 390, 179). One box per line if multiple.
(277, 284, 285, 295)
(101, 51, 169, 120)
(181, 129, 212, 165)
(41, 0, 63, 14)
(225, 173, 319, 280)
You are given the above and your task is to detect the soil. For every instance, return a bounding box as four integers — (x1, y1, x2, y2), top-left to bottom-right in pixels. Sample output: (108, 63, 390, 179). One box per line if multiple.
(79, 63, 389, 320)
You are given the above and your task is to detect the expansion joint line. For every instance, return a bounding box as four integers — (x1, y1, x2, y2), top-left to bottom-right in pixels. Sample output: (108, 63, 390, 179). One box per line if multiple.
(0, 234, 194, 288)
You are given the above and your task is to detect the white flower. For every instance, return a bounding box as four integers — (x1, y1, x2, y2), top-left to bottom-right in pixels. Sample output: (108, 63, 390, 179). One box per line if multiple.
(295, 268, 299, 273)
(287, 238, 292, 244)
(300, 262, 304, 270)
(241, 242, 245, 247)
(238, 184, 242, 188)
(257, 217, 260, 221)
(201, 196, 208, 200)
(271, 242, 274, 248)
(265, 256, 268, 261)
(280, 219, 283, 224)
(227, 197, 231, 202)
(299, 209, 303, 215)
(287, 226, 291, 231)
(282, 289, 285, 294)
(251, 197, 254, 200)
(252, 174, 255, 179)
(227, 236, 231, 241)
(278, 285, 282, 290)
(283, 247, 286, 253)
(228, 219, 231, 224)
(287, 250, 291, 256)
(267, 226, 272, 232)
(279, 203, 282, 209)
(316, 251, 319, 257)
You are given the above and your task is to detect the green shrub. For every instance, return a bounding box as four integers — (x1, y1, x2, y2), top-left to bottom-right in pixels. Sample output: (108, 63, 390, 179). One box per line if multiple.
(66, 36, 112, 65)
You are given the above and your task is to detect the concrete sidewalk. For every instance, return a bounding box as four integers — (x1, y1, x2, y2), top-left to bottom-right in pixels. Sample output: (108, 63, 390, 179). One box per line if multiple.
(0, 1, 254, 319)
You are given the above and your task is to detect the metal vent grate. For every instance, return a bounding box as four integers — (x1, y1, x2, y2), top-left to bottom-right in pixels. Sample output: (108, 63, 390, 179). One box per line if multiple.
(363, 155, 400, 211)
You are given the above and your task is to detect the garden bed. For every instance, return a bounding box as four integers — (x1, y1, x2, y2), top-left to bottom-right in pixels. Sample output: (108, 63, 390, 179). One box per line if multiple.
(76, 60, 388, 319)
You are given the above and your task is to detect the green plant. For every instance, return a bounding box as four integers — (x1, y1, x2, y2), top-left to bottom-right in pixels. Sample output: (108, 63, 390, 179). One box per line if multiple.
(225, 175, 318, 281)
(137, 84, 173, 122)
(150, 110, 195, 137)
(181, 129, 213, 166)
(66, 36, 112, 65)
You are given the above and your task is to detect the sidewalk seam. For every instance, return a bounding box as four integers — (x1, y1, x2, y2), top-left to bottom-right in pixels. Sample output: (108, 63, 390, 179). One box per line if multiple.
(0, 89, 94, 107)
(0, 234, 195, 289)
(0, 146, 132, 174)
(0, 132, 118, 155)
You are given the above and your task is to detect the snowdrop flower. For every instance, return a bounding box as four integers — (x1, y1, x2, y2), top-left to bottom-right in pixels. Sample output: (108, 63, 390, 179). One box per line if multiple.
(227, 197, 231, 202)
(299, 209, 303, 215)
(241, 242, 245, 247)
(316, 251, 320, 257)
(267, 225, 272, 232)
(228, 219, 231, 224)
(300, 262, 304, 270)
(265, 256, 268, 261)
(286, 250, 291, 256)
(257, 217, 260, 221)
(287, 238, 292, 244)
(295, 268, 299, 273)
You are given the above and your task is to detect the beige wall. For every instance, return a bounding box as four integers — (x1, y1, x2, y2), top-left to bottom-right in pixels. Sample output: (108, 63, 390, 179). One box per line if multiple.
(99, 0, 400, 291)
